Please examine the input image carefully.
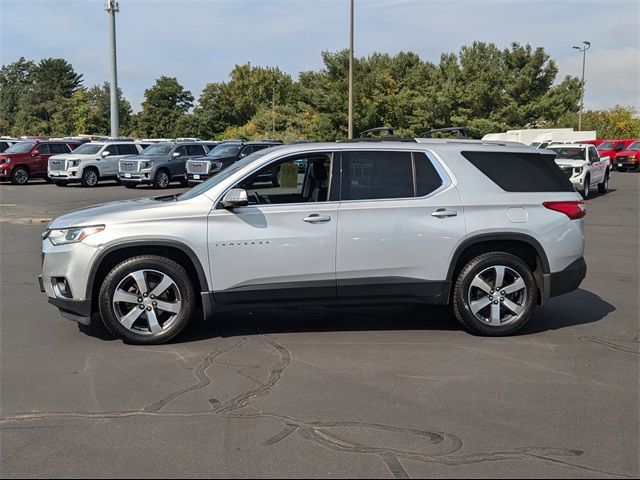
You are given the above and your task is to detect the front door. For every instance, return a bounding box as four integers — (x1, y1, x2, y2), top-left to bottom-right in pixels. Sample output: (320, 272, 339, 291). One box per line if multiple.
(336, 149, 466, 300)
(208, 152, 339, 304)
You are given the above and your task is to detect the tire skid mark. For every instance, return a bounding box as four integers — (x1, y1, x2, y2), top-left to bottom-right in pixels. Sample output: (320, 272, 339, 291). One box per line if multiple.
(1, 336, 635, 479)
(578, 332, 640, 355)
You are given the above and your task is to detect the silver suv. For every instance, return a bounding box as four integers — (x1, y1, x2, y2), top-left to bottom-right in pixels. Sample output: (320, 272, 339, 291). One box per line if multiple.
(118, 142, 209, 189)
(39, 140, 587, 344)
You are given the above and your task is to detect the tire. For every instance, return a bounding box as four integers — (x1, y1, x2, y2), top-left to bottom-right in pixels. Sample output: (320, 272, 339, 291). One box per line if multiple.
(43, 174, 53, 183)
(122, 181, 137, 189)
(54, 181, 69, 187)
(452, 252, 537, 336)
(153, 169, 170, 189)
(10, 166, 29, 185)
(179, 177, 189, 187)
(98, 255, 195, 344)
(618, 167, 627, 172)
(581, 176, 590, 199)
(597, 170, 609, 194)
(81, 168, 99, 187)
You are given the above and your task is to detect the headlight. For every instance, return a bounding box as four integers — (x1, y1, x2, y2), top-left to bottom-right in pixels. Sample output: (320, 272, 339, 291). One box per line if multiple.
(140, 161, 153, 170)
(1, 158, 10, 164)
(45, 225, 105, 245)
(573, 167, 583, 175)
(69, 160, 80, 167)
(211, 161, 223, 171)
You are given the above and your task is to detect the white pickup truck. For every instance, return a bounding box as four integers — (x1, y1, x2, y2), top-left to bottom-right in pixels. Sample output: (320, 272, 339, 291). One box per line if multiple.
(547, 144, 610, 198)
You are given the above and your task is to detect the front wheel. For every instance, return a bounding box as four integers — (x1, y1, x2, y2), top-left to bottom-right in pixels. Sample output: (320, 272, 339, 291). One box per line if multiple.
(581, 176, 590, 199)
(153, 170, 170, 189)
(597, 171, 609, 194)
(10, 166, 29, 185)
(81, 168, 99, 187)
(98, 255, 195, 344)
(452, 252, 537, 336)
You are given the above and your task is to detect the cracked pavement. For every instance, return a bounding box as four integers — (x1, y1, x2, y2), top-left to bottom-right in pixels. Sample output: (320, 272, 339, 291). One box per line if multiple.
(1, 175, 638, 478)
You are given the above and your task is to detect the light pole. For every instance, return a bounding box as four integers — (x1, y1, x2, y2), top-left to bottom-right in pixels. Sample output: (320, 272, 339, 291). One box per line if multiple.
(573, 41, 590, 131)
(348, 0, 354, 139)
(106, 0, 120, 138)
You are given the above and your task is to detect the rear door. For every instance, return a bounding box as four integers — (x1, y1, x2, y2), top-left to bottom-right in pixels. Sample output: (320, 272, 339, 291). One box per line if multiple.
(335, 149, 465, 300)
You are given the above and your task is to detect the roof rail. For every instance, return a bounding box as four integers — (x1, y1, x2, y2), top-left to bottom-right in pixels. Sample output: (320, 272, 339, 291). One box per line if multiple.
(420, 127, 468, 138)
(360, 127, 395, 138)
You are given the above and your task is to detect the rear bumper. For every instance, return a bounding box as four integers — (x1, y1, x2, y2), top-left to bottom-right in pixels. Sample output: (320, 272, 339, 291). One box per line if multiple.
(545, 257, 587, 298)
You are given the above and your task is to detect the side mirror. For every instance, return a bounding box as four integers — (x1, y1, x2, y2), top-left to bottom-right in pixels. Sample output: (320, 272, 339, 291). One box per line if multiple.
(101, 150, 110, 157)
(32, 150, 40, 156)
(221, 188, 249, 208)
(172, 152, 181, 158)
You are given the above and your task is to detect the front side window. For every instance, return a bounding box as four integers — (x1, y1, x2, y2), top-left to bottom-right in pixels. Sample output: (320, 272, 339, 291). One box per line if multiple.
(589, 147, 600, 161)
(235, 153, 334, 205)
(37, 144, 51, 154)
(175, 146, 188, 156)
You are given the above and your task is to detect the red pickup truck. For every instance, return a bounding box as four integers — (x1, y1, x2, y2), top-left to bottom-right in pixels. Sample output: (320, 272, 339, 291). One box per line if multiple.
(613, 140, 640, 172)
(0, 139, 82, 185)
(597, 139, 636, 170)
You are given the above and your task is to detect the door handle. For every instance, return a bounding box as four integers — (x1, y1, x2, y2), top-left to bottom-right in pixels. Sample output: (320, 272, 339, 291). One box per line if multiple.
(431, 209, 457, 218)
(302, 214, 331, 223)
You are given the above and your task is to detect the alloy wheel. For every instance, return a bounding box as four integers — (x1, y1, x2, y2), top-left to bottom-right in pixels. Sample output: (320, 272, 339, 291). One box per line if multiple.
(112, 269, 182, 335)
(467, 265, 527, 327)
(84, 170, 98, 186)
(13, 168, 28, 185)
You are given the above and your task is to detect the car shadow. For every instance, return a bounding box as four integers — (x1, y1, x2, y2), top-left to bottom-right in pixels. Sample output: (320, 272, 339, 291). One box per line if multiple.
(78, 288, 615, 344)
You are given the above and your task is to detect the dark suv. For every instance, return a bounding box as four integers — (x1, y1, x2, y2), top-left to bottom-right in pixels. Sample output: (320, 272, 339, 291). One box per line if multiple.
(0, 140, 82, 185)
(185, 140, 282, 186)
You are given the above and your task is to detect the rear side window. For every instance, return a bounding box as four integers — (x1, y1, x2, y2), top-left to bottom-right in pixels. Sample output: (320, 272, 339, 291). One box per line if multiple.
(186, 145, 205, 156)
(115, 144, 138, 155)
(341, 151, 414, 200)
(461, 151, 574, 192)
(50, 144, 67, 154)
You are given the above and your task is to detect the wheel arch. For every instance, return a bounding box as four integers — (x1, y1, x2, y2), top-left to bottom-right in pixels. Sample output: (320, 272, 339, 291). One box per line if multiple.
(446, 233, 550, 304)
(88, 240, 209, 314)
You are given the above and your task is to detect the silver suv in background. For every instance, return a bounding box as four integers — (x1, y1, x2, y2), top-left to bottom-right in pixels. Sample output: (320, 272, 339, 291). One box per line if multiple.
(40, 140, 587, 344)
(118, 142, 209, 189)
(48, 141, 148, 187)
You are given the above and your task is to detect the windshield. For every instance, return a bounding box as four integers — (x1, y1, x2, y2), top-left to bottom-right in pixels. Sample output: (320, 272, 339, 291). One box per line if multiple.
(72, 143, 104, 155)
(207, 143, 242, 158)
(625, 142, 640, 151)
(549, 147, 585, 160)
(179, 149, 273, 201)
(597, 142, 614, 151)
(141, 144, 173, 155)
(5, 141, 35, 153)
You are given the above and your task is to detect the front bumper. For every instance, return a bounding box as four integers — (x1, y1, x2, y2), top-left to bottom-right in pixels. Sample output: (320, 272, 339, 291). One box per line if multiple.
(186, 172, 212, 184)
(40, 240, 99, 324)
(117, 172, 153, 184)
(49, 170, 81, 182)
(614, 160, 638, 169)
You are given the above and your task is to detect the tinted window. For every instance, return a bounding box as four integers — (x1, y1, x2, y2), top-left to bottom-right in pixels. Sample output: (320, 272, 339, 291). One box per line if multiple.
(37, 144, 50, 154)
(341, 151, 413, 200)
(240, 146, 255, 157)
(175, 146, 188, 156)
(589, 147, 599, 161)
(186, 145, 205, 156)
(461, 151, 574, 192)
(115, 144, 138, 155)
(415, 153, 443, 196)
(50, 143, 67, 154)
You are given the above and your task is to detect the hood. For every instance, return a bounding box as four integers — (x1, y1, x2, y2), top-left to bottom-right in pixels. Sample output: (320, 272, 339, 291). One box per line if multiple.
(555, 159, 587, 168)
(615, 150, 640, 157)
(191, 154, 235, 163)
(49, 153, 91, 161)
(0, 152, 27, 159)
(48, 197, 174, 229)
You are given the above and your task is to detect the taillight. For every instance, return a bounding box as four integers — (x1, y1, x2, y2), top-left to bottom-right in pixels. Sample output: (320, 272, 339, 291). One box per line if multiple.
(543, 201, 586, 220)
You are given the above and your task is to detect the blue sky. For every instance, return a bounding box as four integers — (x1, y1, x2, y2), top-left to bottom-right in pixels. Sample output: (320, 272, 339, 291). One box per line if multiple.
(1, 0, 638, 112)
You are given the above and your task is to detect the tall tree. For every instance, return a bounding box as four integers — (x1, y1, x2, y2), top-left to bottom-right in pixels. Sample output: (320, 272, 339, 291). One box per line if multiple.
(0, 57, 35, 132)
(135, 76, 193, 138)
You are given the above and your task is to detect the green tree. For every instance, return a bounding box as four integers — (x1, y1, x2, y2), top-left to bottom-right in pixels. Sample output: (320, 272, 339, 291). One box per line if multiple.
(553, 106, 640, 138)
(135, 76, 194, 137)
(0, 57, 35, 132)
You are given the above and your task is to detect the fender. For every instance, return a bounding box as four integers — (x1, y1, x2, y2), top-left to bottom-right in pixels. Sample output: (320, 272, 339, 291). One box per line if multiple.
(445, 232, 551, 282)
(85, 239, 210, 299)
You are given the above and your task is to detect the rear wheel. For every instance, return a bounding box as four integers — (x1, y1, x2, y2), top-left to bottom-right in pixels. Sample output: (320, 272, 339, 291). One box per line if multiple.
(98, 255, 195, 344)
(10, 166, 29, 185)
(452, 252, 537, 336)
(81, 168, 99, 187)
(153, 169, 170, 189)
(597, 170, 609, 194)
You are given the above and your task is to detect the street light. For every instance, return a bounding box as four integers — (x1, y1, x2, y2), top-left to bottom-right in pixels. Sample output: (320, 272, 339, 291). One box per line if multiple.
(573, 40, 591, 131)
(348, 0, 354, 139)
(105, 0, 120, 138)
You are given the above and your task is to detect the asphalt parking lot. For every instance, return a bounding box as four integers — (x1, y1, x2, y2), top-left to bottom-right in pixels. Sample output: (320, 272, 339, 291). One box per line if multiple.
(0, 174, 638, 478)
